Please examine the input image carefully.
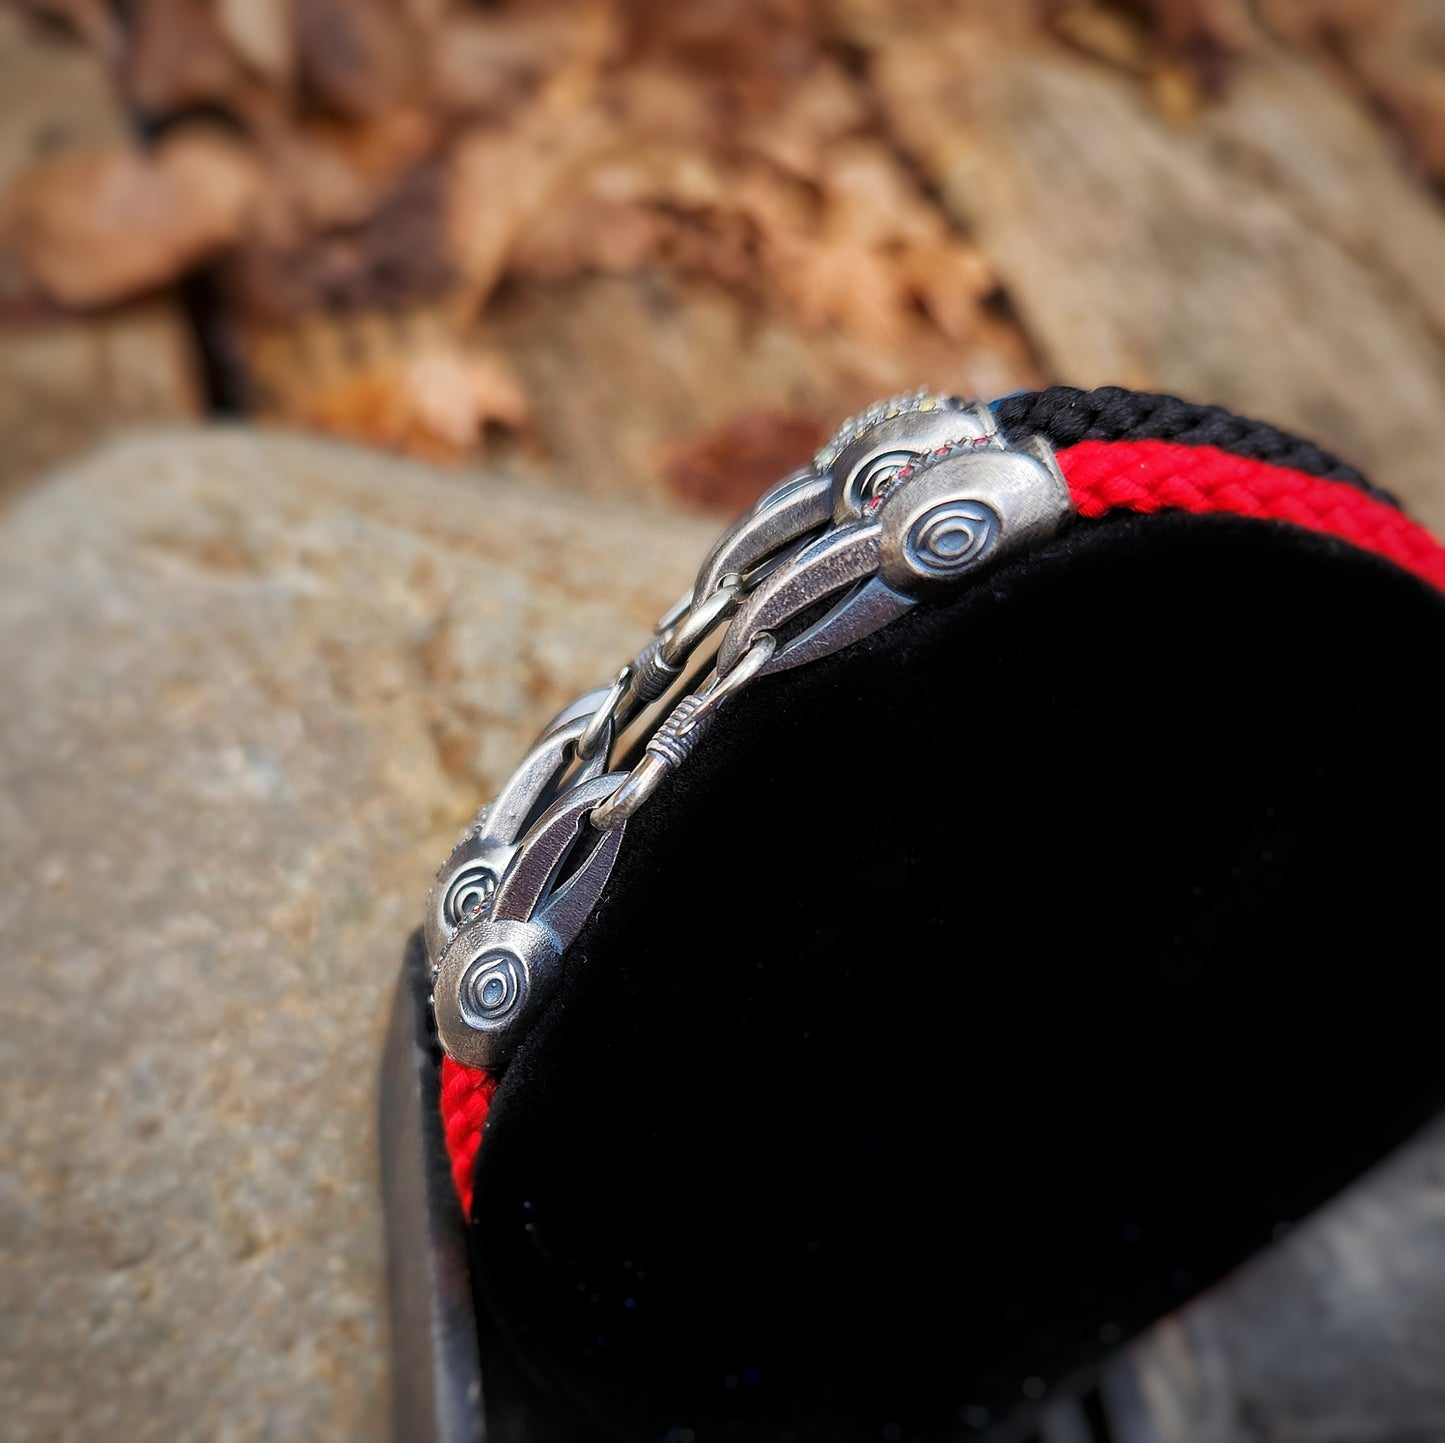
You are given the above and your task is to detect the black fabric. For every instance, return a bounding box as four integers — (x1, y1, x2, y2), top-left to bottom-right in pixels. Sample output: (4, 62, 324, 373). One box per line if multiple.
(994, 385, 1386, 500)
(465, 509, 1445, 1442)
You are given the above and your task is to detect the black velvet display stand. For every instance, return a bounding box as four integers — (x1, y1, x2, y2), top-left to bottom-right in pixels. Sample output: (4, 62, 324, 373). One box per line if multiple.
(384, 503, 1445, 1443)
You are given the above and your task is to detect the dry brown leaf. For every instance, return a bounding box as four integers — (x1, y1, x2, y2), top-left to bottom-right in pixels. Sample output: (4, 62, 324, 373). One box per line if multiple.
(515, 195, 667, 282)
(248, 312, 531, 461)
(263, 108, 438, 235)
(446, 126, 570, 316)
(1050, 1, 1152, 74)
(431, 9, 577, 120)
(228, 158, 452, 321)
(2, 127, 262, 308)
(740, 60, 867, 179)
(607, 62, 720, 150)
(661, 408, 827, 514)
(121, 0, 246, 116)
(864, 20, 994, 206)
(294, 0, 423, 121)
(623, 0, 821, 122)
(737, 138, 994, 346)
(216, 0, 294, 86)
(8, 0, 122, 60)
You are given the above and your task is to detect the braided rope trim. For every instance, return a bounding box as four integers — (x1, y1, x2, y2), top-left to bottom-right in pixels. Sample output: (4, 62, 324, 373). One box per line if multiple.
(438, 428, 1445, 1216)
(1066, 440, 1445, 591)
(995, 385, 1384, 499)
(441, 1055, 496, 1216)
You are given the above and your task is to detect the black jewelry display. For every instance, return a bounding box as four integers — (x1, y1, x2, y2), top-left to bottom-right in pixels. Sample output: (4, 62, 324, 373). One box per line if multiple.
(384, 393, 1445, 1443)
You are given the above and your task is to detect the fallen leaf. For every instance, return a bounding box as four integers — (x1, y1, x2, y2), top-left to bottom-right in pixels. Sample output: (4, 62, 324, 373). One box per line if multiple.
(216, 0, 294, 87)
(121, 0, 246, 117)
(739, 60, 867, 179)
(246, 309, 531, 461)
(294, 0, 423, 121)
(9, 0, 122, 61)
(431, 9, 576, 120)
(229, 158, 452, 321)
(263, 107, 438, 235)
(2, 127, 262, 308)
(661, 408, 827, 515)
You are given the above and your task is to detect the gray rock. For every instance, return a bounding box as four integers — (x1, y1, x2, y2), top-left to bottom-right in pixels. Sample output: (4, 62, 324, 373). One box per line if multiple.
(0, 429, 714, 1443)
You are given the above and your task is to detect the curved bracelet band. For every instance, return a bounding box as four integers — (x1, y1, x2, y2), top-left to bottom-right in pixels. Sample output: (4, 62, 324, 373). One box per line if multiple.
(438, 384, 1445, 1214)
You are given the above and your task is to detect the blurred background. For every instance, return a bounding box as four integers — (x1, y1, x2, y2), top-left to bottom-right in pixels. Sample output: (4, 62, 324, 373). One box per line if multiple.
(2, 0, 1445, 522)
(3, 2, 1445, 1441)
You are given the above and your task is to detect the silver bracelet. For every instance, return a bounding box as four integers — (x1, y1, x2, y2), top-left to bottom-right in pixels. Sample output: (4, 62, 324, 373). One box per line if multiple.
(426, 391, 1073, 1070)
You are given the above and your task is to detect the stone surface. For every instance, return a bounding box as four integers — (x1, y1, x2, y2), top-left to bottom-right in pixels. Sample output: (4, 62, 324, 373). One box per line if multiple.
(0, 429, 714, 1443)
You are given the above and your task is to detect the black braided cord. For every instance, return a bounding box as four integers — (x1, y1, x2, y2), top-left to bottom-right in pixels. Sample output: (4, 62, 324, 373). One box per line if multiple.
(994, 385, 1396, 509)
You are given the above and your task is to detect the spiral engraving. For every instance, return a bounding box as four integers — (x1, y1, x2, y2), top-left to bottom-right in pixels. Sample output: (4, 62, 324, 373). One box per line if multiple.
(461, 950, 526, 1028)
(444, 862, 497, 929)
(904, 499, 1000, 579)
(852, 449, 917, 506)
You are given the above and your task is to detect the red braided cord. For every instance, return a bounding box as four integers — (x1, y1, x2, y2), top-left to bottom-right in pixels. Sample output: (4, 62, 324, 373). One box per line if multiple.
(438, 437, 1445, 1214)
(1065, 441, 1445, 591)
(441, 1056, 496, 1216)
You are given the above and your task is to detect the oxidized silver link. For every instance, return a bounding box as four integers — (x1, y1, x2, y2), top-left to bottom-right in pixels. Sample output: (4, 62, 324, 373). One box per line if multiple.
(625, 635, 682, 706)
(622, 580, 743, 715)
(644, 694, 711, 769)
(577, 666, 631, 762)
(433, 772, 629, 1069)
(654, 587, 695, 635)
(425, 710, 611, 964)
(692, 468, 833, 603)
(658, 582, 740, 667)
(589, 631, 779, 832)
(686, 629, 779, 725)
(426, 389, 1075, 1070)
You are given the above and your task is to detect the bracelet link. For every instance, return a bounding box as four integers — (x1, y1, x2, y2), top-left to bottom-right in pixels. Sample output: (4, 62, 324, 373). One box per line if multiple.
(426, 391, 1074, 1069)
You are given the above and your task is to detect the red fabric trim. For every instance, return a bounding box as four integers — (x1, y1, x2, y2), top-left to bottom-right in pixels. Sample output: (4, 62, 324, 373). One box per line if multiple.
(440, 1056, 496, 1217)
(1061, 440, 1445, 592)
(438, 435, 1445, 1215)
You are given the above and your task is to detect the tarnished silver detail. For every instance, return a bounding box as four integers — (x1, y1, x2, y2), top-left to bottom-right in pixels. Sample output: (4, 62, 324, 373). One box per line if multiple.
(654, 587, 695, 635)
(645, 694, 712, 769)
(876, 436, 1070, 592)
(692, 468, 833, 602)
(541, 685, 616, 740)
(902, 499, 998, 576)
(821, 394, 997, 522)
(424, 390, 1074, 1068)
(589, 632, 779, 831)
(424, 711, 611, 963)
(717, 523, 886, 676)
(661, 583, 739, 666)
(459, 938, 526, 1028)
(625, 635, 680, 706)
(576, 668, 631, 761)
(433, 773, 628, 1069)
